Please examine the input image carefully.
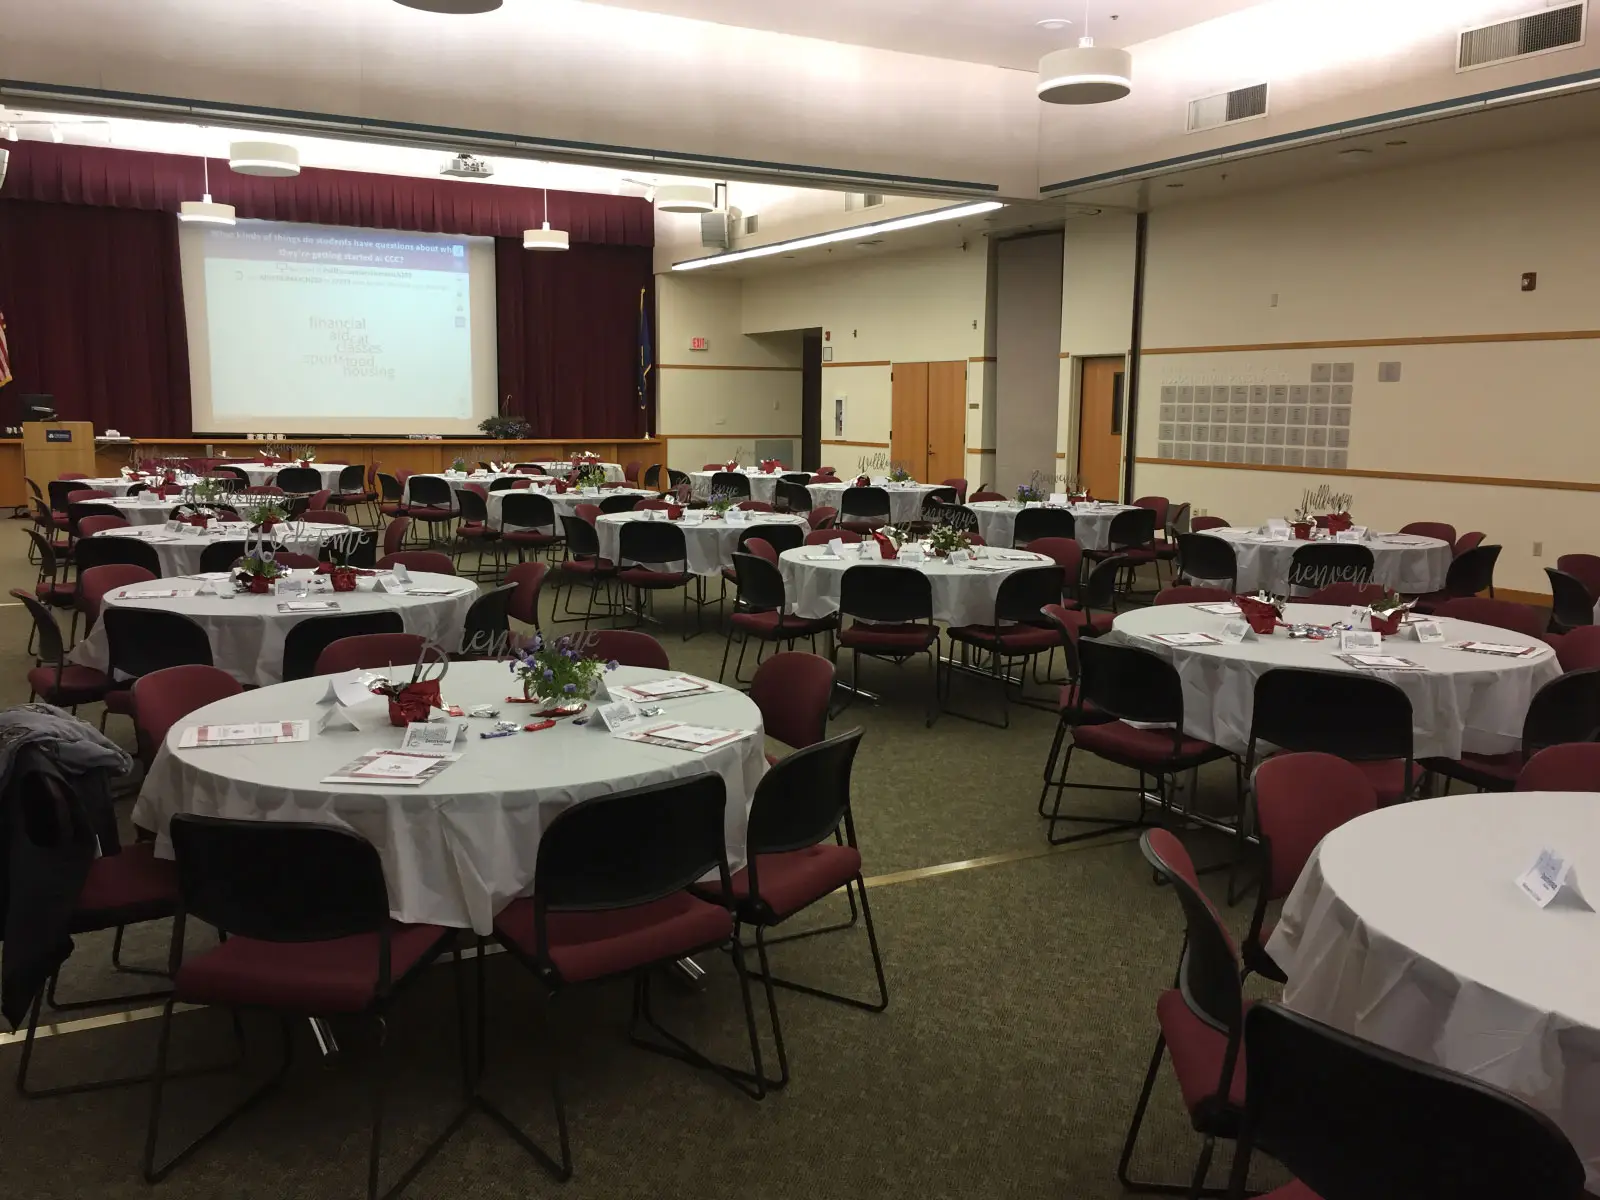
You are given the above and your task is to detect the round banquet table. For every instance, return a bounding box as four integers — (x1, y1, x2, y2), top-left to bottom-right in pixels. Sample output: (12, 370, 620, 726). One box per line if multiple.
(779, 543, 1053, 627)
(72, 476, 201, 498)
(70, 569, 476, 685)
(689, 469, 783, 504)
(488, 487, 660, 531)
(401, 470, 543, 504)
(232, 462, 350, 490)
(1265, 792, 1600, 1188)
(133, 661, 767, 932)
(969, 500, 1137, 551)
(90, 519, 359, 578)
(1107, 601, 1560, 760)
(98, 495, 195, 526)
(1190, 527, 1451, 594)
(805, 480, 942, 525)
(598, 510, 809, 576)
(531, 460, 626, 484)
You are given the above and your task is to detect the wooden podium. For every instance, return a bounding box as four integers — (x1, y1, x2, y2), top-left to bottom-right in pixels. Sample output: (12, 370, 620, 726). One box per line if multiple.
(22, 421, 97, 485)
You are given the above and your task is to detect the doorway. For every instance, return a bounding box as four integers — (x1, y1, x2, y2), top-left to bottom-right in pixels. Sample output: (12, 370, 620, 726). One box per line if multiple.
(1077, 356, 1125, 501)
(891, 360, 966, 484)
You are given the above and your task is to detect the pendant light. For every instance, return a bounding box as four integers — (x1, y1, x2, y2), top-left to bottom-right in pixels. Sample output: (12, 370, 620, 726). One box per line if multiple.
(229, 140, 300, 177)
(393, 0, 502, 11)
(1037, 3, 1132, 105)
(656, 184, 716, 214)
(178, 157, 236, 226)
(523, 187, 568, 251)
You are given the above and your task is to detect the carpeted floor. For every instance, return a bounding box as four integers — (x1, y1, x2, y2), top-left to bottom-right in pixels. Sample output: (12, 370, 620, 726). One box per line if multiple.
(0, 517, 1291, 1199)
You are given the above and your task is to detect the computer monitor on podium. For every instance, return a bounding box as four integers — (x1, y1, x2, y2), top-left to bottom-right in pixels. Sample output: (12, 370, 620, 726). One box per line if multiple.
(17, 395, 57, 422)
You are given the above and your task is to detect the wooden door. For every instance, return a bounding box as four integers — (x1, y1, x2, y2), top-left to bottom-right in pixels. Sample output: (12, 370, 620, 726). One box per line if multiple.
(1077, 356, 1125, 501)
(925, 361, 967, 488)
(890, 361, 929, 480)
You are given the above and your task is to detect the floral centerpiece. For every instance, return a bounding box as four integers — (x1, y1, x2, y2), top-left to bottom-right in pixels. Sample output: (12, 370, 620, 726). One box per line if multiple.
(175, 475, 233, 526)
(705, 489, 738, 518)
(242, 497, 287, 533)
(887, 461, 913, 484)
(1015, 481, 1046, 506)
(319, 528, 371, 592)
(451, 456, 468, 474)
(1293, 486, 1354, 538)
(508, 632, 618, 714)
(926, 523, 972, 558)
(232, 530, 286, 594)
(369, 641, 449, 725)
(570, 462, 608, 490)
(293, 445, 317, 469)
(759, 457, 782, 473)
(1366, 589, 1409, 636)
(1234, 590, 1285, 635)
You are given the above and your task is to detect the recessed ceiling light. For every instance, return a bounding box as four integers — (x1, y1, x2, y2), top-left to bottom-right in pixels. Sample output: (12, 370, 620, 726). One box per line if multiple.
(1036, 18, 1073, 30)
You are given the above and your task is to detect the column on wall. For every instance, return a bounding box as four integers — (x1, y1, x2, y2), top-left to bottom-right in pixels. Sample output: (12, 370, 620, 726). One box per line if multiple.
(1058, 214, 1137, 491)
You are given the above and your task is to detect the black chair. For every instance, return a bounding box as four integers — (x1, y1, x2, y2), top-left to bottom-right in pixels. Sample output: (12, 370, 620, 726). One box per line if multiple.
(212, 465, 251, 485)
(1085, 507, 1158, 560)
(641, 463, 663, 491)
(76, 536, 163, 577)
(1287, 543, 1375, 595)
(273, 466, 322, 494)
(458, 583, 518, 659)
(719, 552, 835, 683)
(838, 486, 891, 534)
(487, 476, 520, 492)
(453, 487, 503, 579)
(1547, 567, 1595, 634)
(779, 472, 812, 486)
(1042, 638, 1237, 846)
(743, 522, 804, 556)
(598, 492, 639, 515)
(105, 608, 213, 681)
(710, 471, 751, 500)
(617, 522, 697, 638)
(1013, 506, 1076, 546)
(774, 480, 813, 513)
(47, 479, 89, 513)
(942, 566, 1066, 728)
(1412, 544, 1502, 610)
(281, 611, 404, 681)
(930, 502, 979, 534)
(1226, 1003, 1585, 1200)
(835, 565, 940, 726)
(325, 464, 374, 526)
(405, 476, 458, 546)
(1423, 668, 1600, 792)
(143, 816, 467, 1197)
(1176, 532, 1238, 591)
(554, 514, 619, 628)
(198, 541, 255, 574)
(666, 468, 691, 492)
(317, 529, 378, 569)
(67, 501, 125, 537)
(475, 773, 763, 1179)
(500, 492, 562, 562)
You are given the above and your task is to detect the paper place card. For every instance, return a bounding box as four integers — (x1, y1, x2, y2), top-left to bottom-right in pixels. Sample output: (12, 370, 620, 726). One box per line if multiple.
(277, 600, 339, 613)
(1412, 620, 1446, 643)
(391, 564, 413, 585)
(323, 749, 460, 786)
(596, 699, 644, 732)
(121, 588, 188, 600)
(187, 571, 236, 582)
(1340, 630, 1383, 651)
(1216, 620, 1251, 644)
(1264, 518, 1291, 539)
(615, 676, 714, 701)
(1192, 601, 1240, 615)
(1448, 640, 1538, 658)
(900, 544, 926, 563)
(400, 720, 467, 750)
(179, 720, 309, 748)
(372, 575, 407, 595)
(1149, 632, 1221, 646)
(1337, 653, 1428, 671)
(615, 722, 752, 753)
(398, 587, 463, 597)
(1516, 848, 1591, 910)
(1334, 529, 1366, 543)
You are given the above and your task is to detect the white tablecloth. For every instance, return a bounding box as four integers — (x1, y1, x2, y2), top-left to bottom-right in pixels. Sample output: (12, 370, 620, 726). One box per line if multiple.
(969, 501, 1136, 551)
(805, 481, 942, 525)
(689, 470, 783, 504)
(1267, 792, 1600, 1188)
(531, 460, 626, 484)
(487, 487, 660, 532)
(1193, 528, 1451, 594)
(71, 569, 475, 685)
(73, 477, 178, 498)
(598, 511, 810, 576)
(780, 544, 1052, 627)
(91, 520, 357, 578)
(402, 471, 538, 505)
(233, 462, 350, 491)
(133, 662, 766, 932)
(1107, 601, 1560, 759)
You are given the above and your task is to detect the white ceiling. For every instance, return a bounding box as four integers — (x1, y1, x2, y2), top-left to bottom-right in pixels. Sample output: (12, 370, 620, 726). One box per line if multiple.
(575, 0, 1265, 71)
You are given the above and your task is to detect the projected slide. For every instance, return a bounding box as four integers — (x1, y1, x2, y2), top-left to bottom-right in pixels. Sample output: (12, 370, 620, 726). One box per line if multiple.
(181, 219, 498, 435)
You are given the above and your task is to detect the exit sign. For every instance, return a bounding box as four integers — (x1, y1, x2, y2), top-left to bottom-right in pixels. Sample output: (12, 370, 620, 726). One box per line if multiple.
(689, 336, 709, 352)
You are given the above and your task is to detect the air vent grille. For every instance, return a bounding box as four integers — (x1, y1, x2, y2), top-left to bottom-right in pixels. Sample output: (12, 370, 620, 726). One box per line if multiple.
(1459, 3, 1584, 70)
(743, 213, 760, 235)
(844, 192, 885, 212)
(1186, 82, 1269, 133)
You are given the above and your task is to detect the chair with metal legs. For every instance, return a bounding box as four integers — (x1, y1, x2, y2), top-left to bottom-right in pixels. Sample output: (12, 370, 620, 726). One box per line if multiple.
(833, 564, 940, 726)
(718, 552, 836, 684)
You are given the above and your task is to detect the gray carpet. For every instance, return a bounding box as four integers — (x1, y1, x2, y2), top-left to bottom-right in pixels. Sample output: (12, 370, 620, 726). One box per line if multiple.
(0, 518, 1290, 1199)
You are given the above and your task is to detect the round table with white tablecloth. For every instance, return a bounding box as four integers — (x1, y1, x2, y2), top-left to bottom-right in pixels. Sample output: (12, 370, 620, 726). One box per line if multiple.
(689, 469, 785, 504)
(969, 500, 1137, 551)
(1266, 792, 1600, 1189)
(1190, 527, 1451, 594)
(598, 510, 809, 576)
(72, 476, 200, 498)
(530, 460, 626, 484)
(487, 487, 660, 531)
(70, 569, 476, 685)
(230, 462, 350, 491)
(1106, 601, 1560, 760)
(132, 662, 766, 933)
(402, 470, 540, 505)
(805, 481, 942, 526)
(90, 519, 358, 578)
(779, 543, 1053, 627)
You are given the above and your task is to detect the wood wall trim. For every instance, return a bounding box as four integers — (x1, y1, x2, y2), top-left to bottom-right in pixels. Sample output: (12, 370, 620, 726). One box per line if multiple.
(1143, 330, 1600, 355)
(820, 439, 890, 448)
(657, 363, 800, 372)
(968, 356, 996, 363)
(1495, 588, 1550, 606)
(1135, 457, 1600, 495)
(968, 447, 996, 454)
(821, 360, 892, 368)
(107, 437, 664, 447)
(661, 432, 799, 440)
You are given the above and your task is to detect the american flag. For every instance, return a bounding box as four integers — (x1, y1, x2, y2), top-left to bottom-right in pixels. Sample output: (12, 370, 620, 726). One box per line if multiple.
(0, 310, 11, 389)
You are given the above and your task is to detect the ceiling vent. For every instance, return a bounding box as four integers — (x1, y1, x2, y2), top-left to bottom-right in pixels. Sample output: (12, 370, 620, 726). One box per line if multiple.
(844, 192, 885, 212)
(743, 213, 760, 236)
(1186, 83, 1269, 133)
(1459, 2, 1585, 70)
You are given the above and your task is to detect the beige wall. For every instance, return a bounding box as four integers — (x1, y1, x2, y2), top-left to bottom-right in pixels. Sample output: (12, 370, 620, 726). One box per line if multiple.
(1132, 135, 1600, 595)
(655, 273, 802, 473)
(1058, 215, 1138, 481)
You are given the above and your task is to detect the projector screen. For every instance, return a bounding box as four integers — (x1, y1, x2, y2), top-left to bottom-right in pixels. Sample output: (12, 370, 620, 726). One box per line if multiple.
(180, 219, 498, 435)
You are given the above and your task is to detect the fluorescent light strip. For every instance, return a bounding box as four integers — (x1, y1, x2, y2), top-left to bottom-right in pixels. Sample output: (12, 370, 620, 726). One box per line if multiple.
(671, 201, 1004, 271)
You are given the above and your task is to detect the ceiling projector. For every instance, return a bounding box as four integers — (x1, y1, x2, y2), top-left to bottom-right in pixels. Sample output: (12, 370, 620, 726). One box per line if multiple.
(440, 152, 494, 179)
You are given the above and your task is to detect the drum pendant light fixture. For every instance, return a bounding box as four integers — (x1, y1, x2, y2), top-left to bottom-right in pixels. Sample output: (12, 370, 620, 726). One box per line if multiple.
(1037, 3, 1131, 105)
(178, 156, 236, 226)
(393, 0, 502, 12)
(523, 187, 569, 251)
(229, 140, 300, 177)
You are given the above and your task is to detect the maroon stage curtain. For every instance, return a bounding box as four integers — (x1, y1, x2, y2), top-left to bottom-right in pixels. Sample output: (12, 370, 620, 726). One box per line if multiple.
(3, 142, 651, 246)
(0, 199, 192, 437)
(496, 239, 654, 439)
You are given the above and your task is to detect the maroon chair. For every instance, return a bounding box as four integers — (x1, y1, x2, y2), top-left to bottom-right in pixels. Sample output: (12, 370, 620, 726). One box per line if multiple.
(306, 488, 332, 511)
(132, 665, 242, 770)
(376, 472, 408, 521)
(719, 557, 836, 684)
(382, 516, 411, 558)
(1242, 754, 1377, 982)
(622, 459, 643, 485)
(14, 589, 111, 712)
(1133, 495, 1169, 529)
(74, 563, 156, 643)
(65, 488, 113, 503)
(749, 650, 835, 756)
(803, 528, 860, 546)
(941, 477, 968, 503)
(1557, 552, 1600, 600)
(244, 485, 285, 496)
(634, 497, 672, 511)
(835, 564, 940, 727)
(742, 537, 777, 564)
(402, 475, 458, 545)
(737, 500, 775, 513)
(574, 628, 670, 670)
(267, 552, 321, 570)
(25, 528, 75, 619)
(1399, 521, 1456, 546)
(78, 515, 130, 538)
(807, 506, 838, 530)
(58, 471, 89, 481)
(1435, 596, 1545, 641)
(1056, 555, 1126, 639)
(969, 489, 1006, 503)
(1558, 626, 1600, 671)
(1037, 604, 1117, 839)
(314, 632, 428, 675)
(1453, 530, 1486, 557)
(499, 492, 562, 563)
(1306, 582, 1387, 606)
(479, 774, 763, 1179)
(453, 484, 503, 580)
(504, 560, 547, 637)
(298, 508, 350, 525)
(1027, 536, 1084, 607)
(553, 514, 619, 629)
(616, 522, 698, 638)
(943, 566, 1068, 728)
(1516, 743, 1600, 792)
(1190, 515, 1229, 532)
(142, 815, 466, 1194)
(1423, 669, 1600, 793)
(1155, 585, 1233, 606)
(1121, 829, 1247, 1196)
(376, 550, 456, 576)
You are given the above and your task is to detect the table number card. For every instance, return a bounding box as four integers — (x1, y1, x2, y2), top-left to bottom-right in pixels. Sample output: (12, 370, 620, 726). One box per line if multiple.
(1412, 620, 1446, 643)
(1340, 630, 1382, 651)
(946, 549, 972, 565)
(1516, 848, 1591, 910)
(596, 699, 644, 732)
(400, 720, 467, 750)
(1216, 620, 1251, 644)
